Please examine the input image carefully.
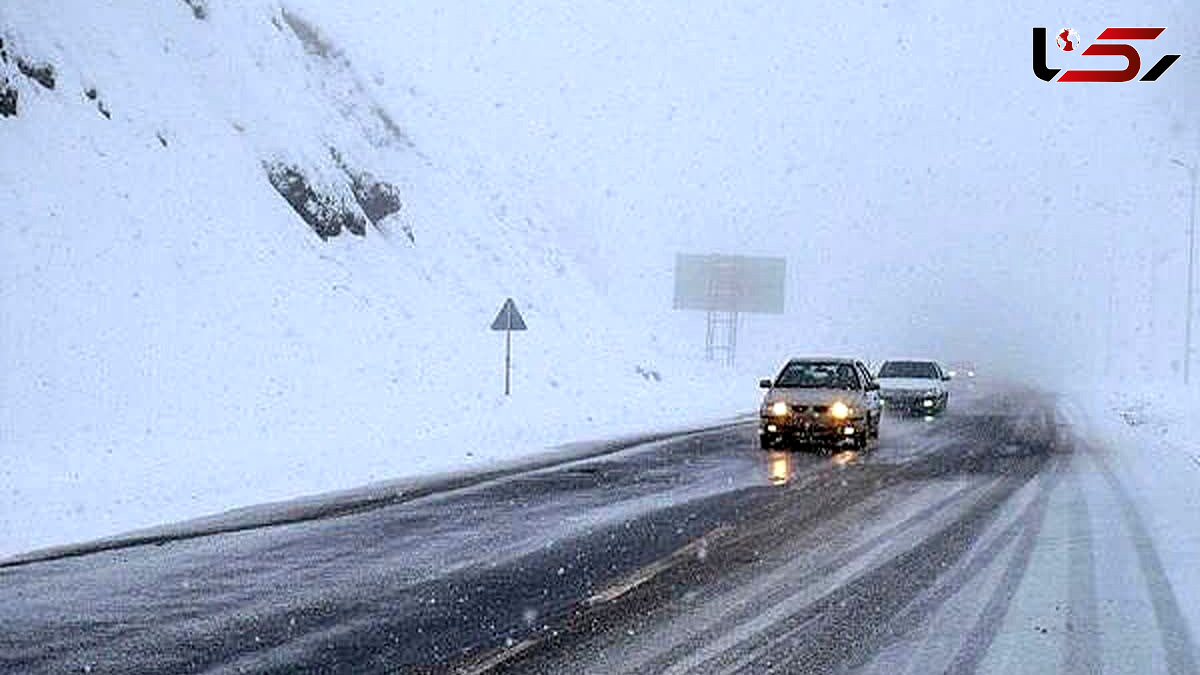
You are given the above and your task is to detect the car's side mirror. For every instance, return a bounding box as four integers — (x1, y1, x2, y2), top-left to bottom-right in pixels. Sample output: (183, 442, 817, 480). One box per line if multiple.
(942, 375, 952, 381)
(867, 382, 880, 391)
(759, 378, 773, 389)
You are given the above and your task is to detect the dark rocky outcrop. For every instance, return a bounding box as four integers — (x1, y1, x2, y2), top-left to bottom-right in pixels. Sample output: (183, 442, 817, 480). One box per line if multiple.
(329, 147, 412, 242)
(0, 78, 16, 117)
(181, 0, 207, 20)
(349, 175, 402, 225)
(84, 88, 111, 118)
(635, 365, 663, 382)
(353, 176, 414, 243)
(265, 163, 367, 240)
(16, 58, 54, 90)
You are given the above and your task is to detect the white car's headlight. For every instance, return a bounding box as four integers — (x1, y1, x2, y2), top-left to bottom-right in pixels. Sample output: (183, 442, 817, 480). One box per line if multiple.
(830, 401, 851, 419)
(770, 401, 789, 416)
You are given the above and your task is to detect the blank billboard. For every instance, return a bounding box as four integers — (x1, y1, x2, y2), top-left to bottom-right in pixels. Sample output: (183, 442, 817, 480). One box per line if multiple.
(673, 253, 786, 314)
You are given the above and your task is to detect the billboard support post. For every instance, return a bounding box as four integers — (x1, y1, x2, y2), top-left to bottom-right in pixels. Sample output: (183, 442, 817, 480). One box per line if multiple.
(674, 254, 785, 365)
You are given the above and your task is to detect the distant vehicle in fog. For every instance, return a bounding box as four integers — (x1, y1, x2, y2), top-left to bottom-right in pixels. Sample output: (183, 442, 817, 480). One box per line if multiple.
(758, 357, 882, 451)
(946, 361, 977, 379)
(876, 359, 950, 415)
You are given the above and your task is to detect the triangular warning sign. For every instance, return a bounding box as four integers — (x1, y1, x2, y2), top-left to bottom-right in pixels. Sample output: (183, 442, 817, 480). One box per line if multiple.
(490, 298, 527, 331)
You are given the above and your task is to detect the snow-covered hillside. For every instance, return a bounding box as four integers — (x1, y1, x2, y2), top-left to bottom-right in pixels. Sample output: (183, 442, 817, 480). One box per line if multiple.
(0, 1, 748, 556)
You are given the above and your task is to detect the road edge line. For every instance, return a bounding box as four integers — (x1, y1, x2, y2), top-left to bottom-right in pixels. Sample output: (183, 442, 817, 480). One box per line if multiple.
(0, 419, 751, 569)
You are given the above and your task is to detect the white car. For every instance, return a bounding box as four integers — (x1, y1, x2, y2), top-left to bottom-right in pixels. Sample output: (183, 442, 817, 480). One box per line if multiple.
(946, 361, 977, 379)
(876, 360, 951, 416)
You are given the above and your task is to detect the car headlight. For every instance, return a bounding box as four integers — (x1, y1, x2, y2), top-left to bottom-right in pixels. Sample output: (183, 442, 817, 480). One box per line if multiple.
(770, 401, 789, 416)
(830, 401, 851, 419)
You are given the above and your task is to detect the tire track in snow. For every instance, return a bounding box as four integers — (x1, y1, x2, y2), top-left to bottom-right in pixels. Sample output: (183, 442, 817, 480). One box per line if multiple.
(823, 445, 1066, 675)
(711, 458, 1054, 673)
(1061, 463, 1102, 675)
(638, 480, 995, 675)
(1085, 442, 1200, 675)
(937, 454, 1066, 674)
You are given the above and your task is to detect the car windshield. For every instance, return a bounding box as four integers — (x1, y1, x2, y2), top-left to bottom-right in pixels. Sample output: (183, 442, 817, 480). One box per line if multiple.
(878, 361, 940, 379)
(775, 362, 859, 389)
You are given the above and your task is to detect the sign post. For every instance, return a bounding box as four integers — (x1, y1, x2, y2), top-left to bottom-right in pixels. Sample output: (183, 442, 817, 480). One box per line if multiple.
(490, 298, 527, 395)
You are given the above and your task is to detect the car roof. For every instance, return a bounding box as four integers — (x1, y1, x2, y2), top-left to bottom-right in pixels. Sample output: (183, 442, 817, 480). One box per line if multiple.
(879, 358, 940, 364)
(785, 356, 860, 365)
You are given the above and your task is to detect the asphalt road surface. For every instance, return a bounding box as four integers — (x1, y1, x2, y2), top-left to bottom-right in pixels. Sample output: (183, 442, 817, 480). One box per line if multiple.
(2, 384, 1196, 674)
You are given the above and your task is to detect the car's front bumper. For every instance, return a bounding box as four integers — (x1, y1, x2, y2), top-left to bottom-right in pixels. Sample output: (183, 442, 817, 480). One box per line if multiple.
(880, 392, 946, 415)
(759, 414, 866, 444)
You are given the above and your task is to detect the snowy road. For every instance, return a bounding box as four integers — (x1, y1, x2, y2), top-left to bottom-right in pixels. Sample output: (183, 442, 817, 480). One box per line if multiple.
(2, 386, 1196, 674)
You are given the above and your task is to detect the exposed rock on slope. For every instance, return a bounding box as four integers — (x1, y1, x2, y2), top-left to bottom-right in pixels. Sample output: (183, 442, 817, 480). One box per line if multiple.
(16, 57, 53, 90)
(265, 163, 368, 239)
(181, 0, 207, 20)
(0, 78, 15, 117)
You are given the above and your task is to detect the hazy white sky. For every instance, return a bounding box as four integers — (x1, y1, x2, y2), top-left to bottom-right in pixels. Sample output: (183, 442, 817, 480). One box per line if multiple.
(305, 0, 1198, 376)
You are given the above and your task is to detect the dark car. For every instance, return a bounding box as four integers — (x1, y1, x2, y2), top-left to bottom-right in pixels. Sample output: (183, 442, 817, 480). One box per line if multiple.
(758, 358, 882, 450)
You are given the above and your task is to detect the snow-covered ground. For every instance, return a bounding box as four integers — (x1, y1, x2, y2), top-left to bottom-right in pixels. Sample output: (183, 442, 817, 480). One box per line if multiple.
(1088, 384, 1200, 472)
(0, 2, 767, 558)
(1060, 382, 1200, 653)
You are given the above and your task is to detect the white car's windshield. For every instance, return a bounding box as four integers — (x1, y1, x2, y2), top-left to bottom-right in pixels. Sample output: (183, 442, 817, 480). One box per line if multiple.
(878, 361, 940, 379)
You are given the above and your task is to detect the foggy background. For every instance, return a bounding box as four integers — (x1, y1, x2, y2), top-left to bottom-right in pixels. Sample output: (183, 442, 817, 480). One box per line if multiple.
(308, 0, 1200, 380)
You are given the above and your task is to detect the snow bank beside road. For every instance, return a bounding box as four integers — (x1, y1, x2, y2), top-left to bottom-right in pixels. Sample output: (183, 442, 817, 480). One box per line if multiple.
(1065, 383, 1200, 647)
(0, 378, 756, 560)
(1096, 385, 1200, 470)
(0, 417, 750, 567)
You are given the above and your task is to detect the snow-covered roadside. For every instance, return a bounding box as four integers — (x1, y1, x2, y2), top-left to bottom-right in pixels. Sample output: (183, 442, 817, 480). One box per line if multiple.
(0, 377, 756, 560)
(1094, 385, 1200, 471)
(0, 411, 753, 567)
(1061, 382, 1200, 479)
(1061, 383, 1200, 646)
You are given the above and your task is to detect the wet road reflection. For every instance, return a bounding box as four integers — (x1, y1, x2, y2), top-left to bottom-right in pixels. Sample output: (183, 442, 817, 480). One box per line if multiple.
(763, 449, 861, 485)
(767, 451, 792, 485)
(831, 450, 859, 466)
